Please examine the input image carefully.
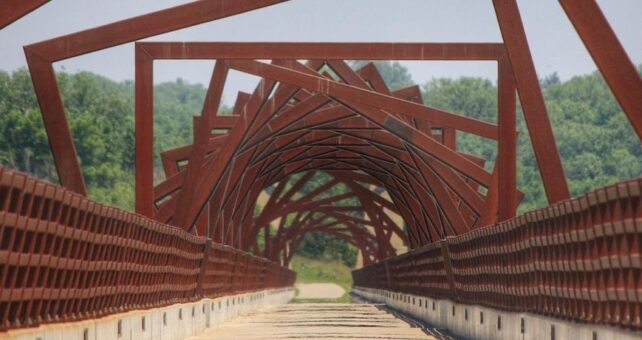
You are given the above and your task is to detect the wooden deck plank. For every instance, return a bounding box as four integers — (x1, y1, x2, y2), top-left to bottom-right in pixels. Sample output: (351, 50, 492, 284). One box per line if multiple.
(188, 303, 434, 340)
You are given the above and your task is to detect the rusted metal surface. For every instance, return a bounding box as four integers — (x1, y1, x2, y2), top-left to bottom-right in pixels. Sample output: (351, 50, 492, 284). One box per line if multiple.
(354, 178, 642, 330)
(493, 0, 570, 204)
(559, 0, 642, 140)
(0, 0, 48, 29)
(0, 168, 295, 331)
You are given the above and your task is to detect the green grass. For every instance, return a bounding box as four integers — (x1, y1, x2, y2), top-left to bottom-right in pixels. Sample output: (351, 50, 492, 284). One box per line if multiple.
(290, 255, 353, 303)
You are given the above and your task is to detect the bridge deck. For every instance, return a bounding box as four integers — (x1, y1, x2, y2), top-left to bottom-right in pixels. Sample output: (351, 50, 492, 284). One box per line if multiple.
(188, 303, 435, 339)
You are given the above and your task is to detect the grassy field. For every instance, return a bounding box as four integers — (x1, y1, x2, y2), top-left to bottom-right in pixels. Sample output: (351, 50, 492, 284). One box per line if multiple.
(290, 255, 353, 303)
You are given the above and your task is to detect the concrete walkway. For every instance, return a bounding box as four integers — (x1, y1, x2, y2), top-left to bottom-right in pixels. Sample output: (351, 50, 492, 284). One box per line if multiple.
(188, 303, 433, 339)
(295, 283, 345, 299)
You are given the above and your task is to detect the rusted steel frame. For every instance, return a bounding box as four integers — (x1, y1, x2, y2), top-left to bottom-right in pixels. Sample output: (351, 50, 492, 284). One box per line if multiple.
(355, 62, 393, 95)
(229, 59, 498, 140)
(262, 212, 287, 259)
(160, 135, 227, 177)
(350, 188, 399, 258)
(224, 76, 484, 226)
(136, 42, 501, 138)
(232, 180, 273, 248)
(253, 174, 336, 228)
(244, 174, 402, 254)
(396, 162, 446, 241)
(332, 60, 407, 126)
(318, 208, 381, 229)
(324, 60, 483, 220)
(257, 178, 292, 226)
(277, 219, 384, 263)
(174, 61, 229, 230)
(24, 0, 289, 196)
(0, 0, 49, 29)
(497, 56, 517, 222)
(140, 69, 232, 217)
(357, 63, 430, 133)
(351, 173, 417, 241)
(218, 155, 265, 245)
(270, 217, 314, 261)
(559, 0, 642, 140)
(493, 0, 570, 203)
(135, 46, 155, 216)
(237, 169, 346, 247)
(415, 152, 485, 215)
(334, 149, 423, 206)
(225, 143, 412, 239)
(275, 171, 318, 206)
(299, 162, 406, 205)
(244, 106, 361, 155)
(138, 42, 505, 60)
(295, 214, 383, 247)
(241, 94, 334, 158)
(225, 153, 342, 237)
(406, 146, 467, 235)
(163, 132, 225, 172)
(314, 223, 388, 258)
(270, 212, 316, 257)
(368, 170, 428, 246)
(340, 176, 406, 242)
(251, 134, 321, 171)
(220, 153, 265, 246)
(330, 171, 396, 211)
(286, 227, 375, 266)
(388, 176, 428, 247)
(337, 124, 481, 226)
(242, 84, 319, 152)
(251, 133, 376, 170)
(158, 126, 229, 210)
(181, 107, 256, 236)
(210, 115, 239, 129)
(149, 53, 496, 239)
(252, 140, 407, 180)
(248, 185, 351, 245)
(253, 192, 359, 238)
(170, 77, 278, 229)
(226, 60, 493, 186)
(182, 72, 309, 230)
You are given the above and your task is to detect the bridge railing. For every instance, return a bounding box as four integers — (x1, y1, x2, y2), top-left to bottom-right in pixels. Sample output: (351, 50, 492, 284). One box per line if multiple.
(353, 178, 642, 330)
(0, 167, 295, 331)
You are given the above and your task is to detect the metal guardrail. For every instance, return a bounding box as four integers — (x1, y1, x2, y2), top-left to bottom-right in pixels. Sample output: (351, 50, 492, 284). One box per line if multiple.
(353, 178, 642, 330)
(0, 167, 295, 331)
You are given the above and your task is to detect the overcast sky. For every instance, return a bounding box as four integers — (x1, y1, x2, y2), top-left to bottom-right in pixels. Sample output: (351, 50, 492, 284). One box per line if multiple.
(1, 0, 641, 104)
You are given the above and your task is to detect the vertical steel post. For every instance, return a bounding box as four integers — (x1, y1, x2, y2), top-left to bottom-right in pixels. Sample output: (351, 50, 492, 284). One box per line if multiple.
(498, 57, 517, 221)
(135, 45, 155, 217)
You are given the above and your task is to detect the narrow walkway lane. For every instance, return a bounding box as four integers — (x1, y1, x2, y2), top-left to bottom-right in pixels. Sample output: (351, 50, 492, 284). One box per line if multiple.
(189, 303, 433, 339)
(295, 283, 346, 299)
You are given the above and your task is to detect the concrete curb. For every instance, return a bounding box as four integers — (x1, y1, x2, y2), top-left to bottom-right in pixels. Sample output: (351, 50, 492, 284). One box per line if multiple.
(2, 288, 295, 340)
(352, 287, 640, 340)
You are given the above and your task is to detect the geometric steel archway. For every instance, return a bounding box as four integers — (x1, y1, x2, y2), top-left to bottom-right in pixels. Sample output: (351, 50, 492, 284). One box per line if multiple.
(136, 42, 518, 252)
(21, 0, 642, 254)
